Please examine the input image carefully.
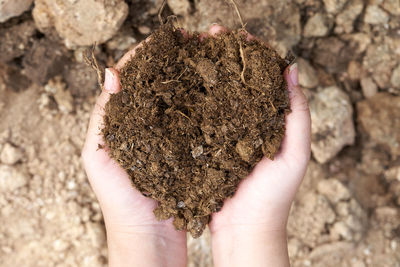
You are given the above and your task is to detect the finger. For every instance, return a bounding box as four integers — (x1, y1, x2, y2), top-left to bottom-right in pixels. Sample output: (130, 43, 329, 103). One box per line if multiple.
(104, 68, 121, 93)
(208, 24, 228, 36)
(82, 89, 112, 168)
(279, 63, 311, 163)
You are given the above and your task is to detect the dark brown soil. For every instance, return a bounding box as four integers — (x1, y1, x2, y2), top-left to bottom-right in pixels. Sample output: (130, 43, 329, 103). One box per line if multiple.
(102, 23, 290, 237)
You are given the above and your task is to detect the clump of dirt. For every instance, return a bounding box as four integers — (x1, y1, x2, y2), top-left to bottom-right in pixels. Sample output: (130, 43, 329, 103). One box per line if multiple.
(102, 23, 290, 237)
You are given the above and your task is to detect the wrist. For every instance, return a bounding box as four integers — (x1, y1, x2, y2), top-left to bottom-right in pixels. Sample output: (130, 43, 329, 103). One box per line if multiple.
(211, 226, 289, 267)
(106, 224, 186, 267)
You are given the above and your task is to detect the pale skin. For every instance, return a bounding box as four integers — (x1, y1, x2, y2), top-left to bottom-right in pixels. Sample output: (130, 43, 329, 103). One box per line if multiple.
(82, 25, 311, 267)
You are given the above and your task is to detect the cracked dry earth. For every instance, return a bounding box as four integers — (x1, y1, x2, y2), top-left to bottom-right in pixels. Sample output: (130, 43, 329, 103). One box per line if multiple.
(1, 0, 400, 266)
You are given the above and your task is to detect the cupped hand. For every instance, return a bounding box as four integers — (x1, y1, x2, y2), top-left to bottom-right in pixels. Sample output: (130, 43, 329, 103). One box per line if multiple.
(207, 25, 311, 267)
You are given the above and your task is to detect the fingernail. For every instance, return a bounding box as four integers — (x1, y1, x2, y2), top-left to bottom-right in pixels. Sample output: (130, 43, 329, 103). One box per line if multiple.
(104, 68, 114, 92)
(289, 63, 298, 86)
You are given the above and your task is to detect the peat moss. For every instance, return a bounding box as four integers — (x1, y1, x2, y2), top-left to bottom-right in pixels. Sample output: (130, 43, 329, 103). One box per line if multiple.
(102, 23, 290, 237)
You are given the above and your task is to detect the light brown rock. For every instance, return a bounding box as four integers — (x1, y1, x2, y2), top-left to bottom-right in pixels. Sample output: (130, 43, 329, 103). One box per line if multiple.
(304, 13, 330, 37)
(357, 93, 400, 157)
(32, 0, 128, 46)
(382, 0, 400, 15)
(0, 143, 23, 165)
(0, 165, 28, 192)
(298, 58, 318, 88)
(310, 86, 355, 163)
(335, 0, 364, 34)
(0, 0, 33, 22)
(288, 192, 336, 247)
(168, 0, 191, 15)
(391, 65, 400, 88)
(322, 0, 347, 14)
(360, 77, 378, 98)
(317, 179, 351, 203)
(347, 60, 362, 81)
(364, 5, 389, 25)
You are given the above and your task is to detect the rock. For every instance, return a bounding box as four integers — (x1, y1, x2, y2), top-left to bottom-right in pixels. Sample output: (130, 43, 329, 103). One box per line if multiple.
(360, 77, 378, 98)
(303, 13, 330, 37)
(23, 39, 69, 85)
(0, 21, 36, 63)
(330, 221, 353, 241)
(32, 0, 129, 46)
(168, 0, 191, 16)
(317, 179, 350, 203)
(138, 25, 151, 35)
(0, 0, 33, 22)
(308, 242, 354, 266)
(313, 37, 347, 73)
(298, 58, 319, 88)
(384, 166, 400, 181)
(347, 60, 362, 81)
(310, 86, 355, 163)
(0, 143, 23, 165)
(322, 0, 347, 14)
(363, 43, 396, 89)
(288, 192, 336, 247)
(391, 65, 400, 88)
(45, 76, 74, 113)
(364, 5, 389, 25)
(382, 0, 400, 15)
(335, 0, 364, 34)
(0, 165, 28, 192)
(357, 93, 400, 157)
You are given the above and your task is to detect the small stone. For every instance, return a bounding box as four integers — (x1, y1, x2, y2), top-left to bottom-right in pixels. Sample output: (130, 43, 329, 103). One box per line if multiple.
(335, 0, 364, 34)
(0, 0, 33, 22)
(32, 0, 128, 46)
(45, 76, 74, 113)
(317, 179, 350, 203)
(382, 0, 400, 16)
(168, 0, 191, 15)
(384, 166, 400, 181)
(303, 13, 330, 37)
(364, 5, 389, 25)
(391, 65, 400, 88)
(357, 93, 400, 157)
(310, 86, 355, 163)
(330, 221, 352, 241)
(360, 77, 378, 98)
(191, 145, 204, 158)
(298, 58, 319, 88)
(0, 143, 23, 165)
(347, 61, 362, 81)
(53, 239, 68, 251)
(0, 165, 28, 192)
(138, 25, 151, 35)
(322, 0, 347, 14)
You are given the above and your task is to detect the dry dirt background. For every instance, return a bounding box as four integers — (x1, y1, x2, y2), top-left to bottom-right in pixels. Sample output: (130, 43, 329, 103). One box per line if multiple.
(0, 0, 400, 266)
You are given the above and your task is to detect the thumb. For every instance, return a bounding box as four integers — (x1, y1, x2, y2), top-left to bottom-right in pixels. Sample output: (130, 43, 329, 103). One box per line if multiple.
(279, 63, 311, 164)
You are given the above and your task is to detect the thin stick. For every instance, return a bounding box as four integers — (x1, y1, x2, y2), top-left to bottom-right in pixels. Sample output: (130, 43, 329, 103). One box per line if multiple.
(158, 0, 167, 25)
(228, 0, 245, 29)
(83, 43, 104, 90)
(239, 41, 247, 85)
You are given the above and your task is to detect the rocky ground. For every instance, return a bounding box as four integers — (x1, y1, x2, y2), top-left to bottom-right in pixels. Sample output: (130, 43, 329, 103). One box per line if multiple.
(0, 0, 399, 266)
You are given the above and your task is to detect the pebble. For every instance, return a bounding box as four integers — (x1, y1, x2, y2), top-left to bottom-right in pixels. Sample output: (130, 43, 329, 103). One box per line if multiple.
(0, 143, 23, 165)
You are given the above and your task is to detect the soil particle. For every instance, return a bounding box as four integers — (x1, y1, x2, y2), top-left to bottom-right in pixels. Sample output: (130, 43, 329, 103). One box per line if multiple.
(102, 24, 290, 237)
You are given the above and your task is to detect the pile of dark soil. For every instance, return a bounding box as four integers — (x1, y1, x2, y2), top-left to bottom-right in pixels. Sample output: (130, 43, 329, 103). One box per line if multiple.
(102, 23, 290, 237)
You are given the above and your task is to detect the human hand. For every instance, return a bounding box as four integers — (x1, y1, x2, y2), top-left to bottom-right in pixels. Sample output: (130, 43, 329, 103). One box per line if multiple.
(82, 41, 187, 267)
(208, 26, 311, 267)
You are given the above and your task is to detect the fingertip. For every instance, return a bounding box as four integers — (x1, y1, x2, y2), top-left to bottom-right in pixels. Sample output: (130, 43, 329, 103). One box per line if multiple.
(208, 24, 228, 36)
(104, 68, 121, 93)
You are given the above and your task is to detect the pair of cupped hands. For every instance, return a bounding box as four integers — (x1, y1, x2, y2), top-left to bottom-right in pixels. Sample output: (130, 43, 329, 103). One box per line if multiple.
(82, 25, 310, 267)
